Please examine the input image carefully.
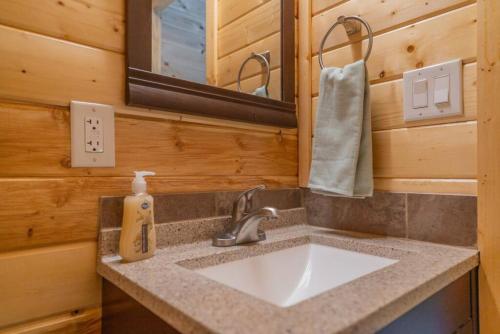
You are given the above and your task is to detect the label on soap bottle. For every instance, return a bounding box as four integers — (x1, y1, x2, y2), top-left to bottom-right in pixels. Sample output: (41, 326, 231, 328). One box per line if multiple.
(141, 223, 148, 253)
(133, 199, 153, 255)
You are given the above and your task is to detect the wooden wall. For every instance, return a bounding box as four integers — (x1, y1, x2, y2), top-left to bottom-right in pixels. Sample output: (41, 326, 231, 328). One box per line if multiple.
(215, 0, 283, 99)
(477, 0, 500, 332)
(0, 0, 297, 332)
(298, 0, 478, 195)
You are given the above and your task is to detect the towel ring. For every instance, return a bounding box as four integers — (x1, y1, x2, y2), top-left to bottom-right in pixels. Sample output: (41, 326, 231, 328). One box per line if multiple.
(237, 51, 271, 94)
(318, 16, 373, 69)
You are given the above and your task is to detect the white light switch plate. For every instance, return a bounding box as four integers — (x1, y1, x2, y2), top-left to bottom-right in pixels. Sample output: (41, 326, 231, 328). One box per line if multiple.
(71, 101, 115, 167)
(403, 59, 463, 122)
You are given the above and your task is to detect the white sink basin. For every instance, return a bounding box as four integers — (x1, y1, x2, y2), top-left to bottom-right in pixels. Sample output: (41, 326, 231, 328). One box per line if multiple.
(195, 243, 398, 307)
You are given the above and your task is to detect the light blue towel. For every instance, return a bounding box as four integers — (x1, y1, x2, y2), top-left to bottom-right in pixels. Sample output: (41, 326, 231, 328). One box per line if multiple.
(308, 60, 373, 198)
(252, 85, 269, 98)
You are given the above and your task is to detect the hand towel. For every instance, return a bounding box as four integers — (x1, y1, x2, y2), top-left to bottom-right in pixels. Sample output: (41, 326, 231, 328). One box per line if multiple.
(252, 85, 269, 98)
(308, 60, 373, 198)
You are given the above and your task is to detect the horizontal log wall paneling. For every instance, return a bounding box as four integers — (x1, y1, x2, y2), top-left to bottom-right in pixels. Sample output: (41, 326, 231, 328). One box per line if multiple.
(312, 62, 477, 130)
(312, 0, 345, 16)
(0, 0, 298, 331)
(311, 4, 477, 91)
(0, 175, 296, 253)
(218, 32, 281, 87)
(0, 242, 101, 328)
(311, 0, 474, 55)
(218, 0, 272, 29)
(218, 0, 281, 58)
(0, 0, 124, 52)
(217, 0, 283, 98)
(0, 102, 297, 178)
(372, 122, 477, 179)
(305, 0, 477, 194)
(1, 308, 101, 334)
(224, 68, 283, 100)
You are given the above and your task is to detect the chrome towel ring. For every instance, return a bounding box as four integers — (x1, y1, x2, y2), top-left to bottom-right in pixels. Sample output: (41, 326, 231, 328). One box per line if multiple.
(237, 51, 271, 95)
(318, 16, 374, 69)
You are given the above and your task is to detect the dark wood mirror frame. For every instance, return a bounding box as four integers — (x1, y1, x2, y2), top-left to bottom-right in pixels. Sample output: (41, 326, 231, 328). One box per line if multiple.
(126, 0, 296, 128)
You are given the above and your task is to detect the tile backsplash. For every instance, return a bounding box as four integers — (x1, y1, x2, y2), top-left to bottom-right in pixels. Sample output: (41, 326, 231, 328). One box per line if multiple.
(406, 194, 477, 247)
(303, 190, 477, 247)
(99, 188, 302, 228)
(100, 188, 477, 248)
(303, 191, 407, 237)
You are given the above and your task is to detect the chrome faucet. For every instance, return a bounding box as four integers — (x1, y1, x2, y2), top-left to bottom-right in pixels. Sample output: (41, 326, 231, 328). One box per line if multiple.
(213, 185, 279, 247)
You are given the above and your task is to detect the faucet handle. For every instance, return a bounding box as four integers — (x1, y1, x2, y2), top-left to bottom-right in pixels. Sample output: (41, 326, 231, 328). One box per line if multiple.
(232, 185, 266, 221)
(242, 184, 266, 212)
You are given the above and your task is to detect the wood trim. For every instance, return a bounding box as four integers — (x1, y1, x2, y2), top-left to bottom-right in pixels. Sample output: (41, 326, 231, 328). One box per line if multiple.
(298, 0, 312, 187)
(374, 178, 477, 196)
(128, 68, 294, 111)
(205, 0, 218, 86)
(126, 0, 152, 71)
(126, 0, 297, 128)
(281, 0, 295, 102)
(477, 0, 500, 331)
(128, 81, 296, 128)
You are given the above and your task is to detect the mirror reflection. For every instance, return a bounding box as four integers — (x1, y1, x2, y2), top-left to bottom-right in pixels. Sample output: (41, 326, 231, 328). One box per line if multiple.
(151, 0, 282, 100)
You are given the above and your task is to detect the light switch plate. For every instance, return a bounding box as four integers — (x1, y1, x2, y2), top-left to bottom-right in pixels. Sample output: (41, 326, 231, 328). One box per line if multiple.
(70, 101, 115, 167)
(403, 59, 463, 122)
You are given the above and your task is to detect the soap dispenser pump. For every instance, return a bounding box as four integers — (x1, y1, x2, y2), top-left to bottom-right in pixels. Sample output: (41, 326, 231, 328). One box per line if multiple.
(119, 171, 157, 262)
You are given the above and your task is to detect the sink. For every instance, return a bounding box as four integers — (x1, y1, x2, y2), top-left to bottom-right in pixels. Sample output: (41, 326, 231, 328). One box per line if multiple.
(195, 243, 398, 307)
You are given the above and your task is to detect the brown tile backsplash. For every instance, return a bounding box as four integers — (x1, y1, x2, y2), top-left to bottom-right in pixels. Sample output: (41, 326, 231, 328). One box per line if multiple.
(303, 190, 406, 237)
(303, 190, 477, 247)
(100, 188, 302, 228)
(155, 193, 216, 224)
(100, 188, 477, 248)
(407, 194, 477, 247)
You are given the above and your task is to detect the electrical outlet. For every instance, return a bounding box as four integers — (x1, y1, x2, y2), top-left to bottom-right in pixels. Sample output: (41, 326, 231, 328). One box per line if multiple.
(71, 101, 115, 167)
(84, 116, 104, 153)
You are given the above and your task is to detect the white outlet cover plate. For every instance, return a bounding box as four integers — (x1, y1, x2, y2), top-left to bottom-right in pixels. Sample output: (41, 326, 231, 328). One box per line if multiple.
(70, 101, 115, 167)
(403, 59, 463, 122)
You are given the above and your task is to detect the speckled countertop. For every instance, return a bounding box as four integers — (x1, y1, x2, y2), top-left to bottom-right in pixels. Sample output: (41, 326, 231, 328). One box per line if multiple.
(97, 209, 478, 334)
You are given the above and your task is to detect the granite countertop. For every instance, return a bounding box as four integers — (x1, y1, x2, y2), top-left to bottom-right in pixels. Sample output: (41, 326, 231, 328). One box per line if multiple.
(97, 209, 478, 334)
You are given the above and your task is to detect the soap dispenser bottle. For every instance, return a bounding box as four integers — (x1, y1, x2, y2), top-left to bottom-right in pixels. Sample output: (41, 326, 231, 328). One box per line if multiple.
(119, 171, 157, 262)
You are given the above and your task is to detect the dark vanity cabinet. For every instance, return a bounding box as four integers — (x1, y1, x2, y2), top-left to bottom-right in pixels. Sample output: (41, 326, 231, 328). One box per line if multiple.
(102, 270, 478, 334)
(378, 270, 478, 334)
(102, 279, 180, 334)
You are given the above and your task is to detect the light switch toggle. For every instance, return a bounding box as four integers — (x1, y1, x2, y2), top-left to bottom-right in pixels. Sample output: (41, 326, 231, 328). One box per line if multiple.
(434, 75, 450, 104)
(412, 78, 428, 109)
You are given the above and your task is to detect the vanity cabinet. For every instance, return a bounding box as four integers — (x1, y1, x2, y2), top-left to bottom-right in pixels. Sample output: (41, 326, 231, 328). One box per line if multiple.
(378, 270, 478, 334)
(102, 270, 478, 334)
(102, 279, 180, 334)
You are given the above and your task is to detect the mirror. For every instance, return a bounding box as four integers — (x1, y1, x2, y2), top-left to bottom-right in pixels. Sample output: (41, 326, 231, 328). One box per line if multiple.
(151, 0, 278, 100)
(126, 0, 296, 127)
